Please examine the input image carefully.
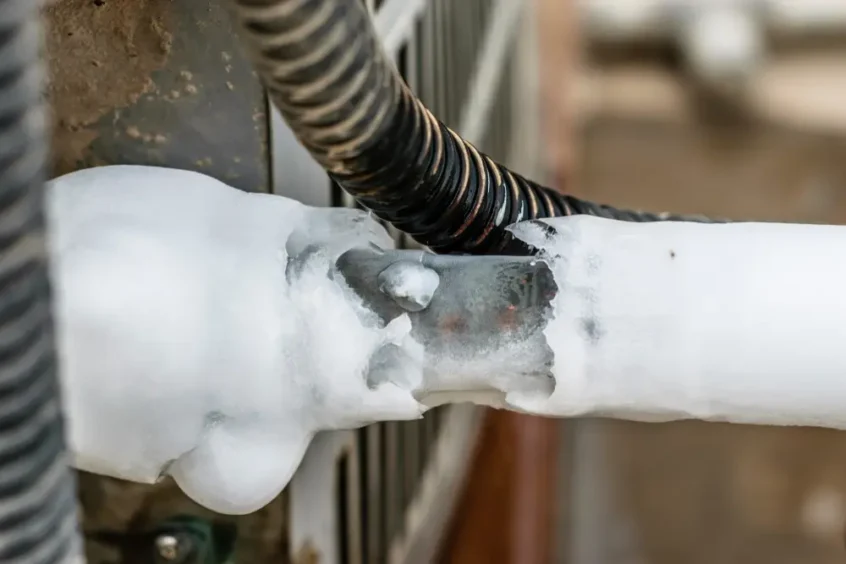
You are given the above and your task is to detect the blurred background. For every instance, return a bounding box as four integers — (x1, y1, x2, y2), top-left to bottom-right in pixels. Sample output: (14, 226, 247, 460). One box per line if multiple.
(42, 0, 846, 562)
(451, 0, 846, 563)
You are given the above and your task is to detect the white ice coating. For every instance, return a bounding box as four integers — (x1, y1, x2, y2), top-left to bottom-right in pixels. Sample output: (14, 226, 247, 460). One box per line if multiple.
(507, 215, 846, 429)
(47, 165, 424, 515)
(377, 260, 440, 312)
(46, 164, 846, 516)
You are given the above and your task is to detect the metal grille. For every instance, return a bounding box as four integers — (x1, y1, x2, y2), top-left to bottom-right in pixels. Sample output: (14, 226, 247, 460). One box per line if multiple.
(279, 2, 542, 563)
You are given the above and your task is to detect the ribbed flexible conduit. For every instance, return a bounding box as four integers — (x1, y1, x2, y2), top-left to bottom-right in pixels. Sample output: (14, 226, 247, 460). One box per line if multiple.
(0, 1, 82, 561)
(228, 0, 714, 254)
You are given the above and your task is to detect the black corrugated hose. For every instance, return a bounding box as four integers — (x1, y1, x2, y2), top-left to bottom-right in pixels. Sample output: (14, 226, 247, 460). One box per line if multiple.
(228, 0, 716, 255)
(0, 0, 82, 562)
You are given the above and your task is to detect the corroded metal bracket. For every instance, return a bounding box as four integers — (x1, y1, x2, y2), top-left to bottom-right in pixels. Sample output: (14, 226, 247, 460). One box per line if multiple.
(44, 0, 271, 192)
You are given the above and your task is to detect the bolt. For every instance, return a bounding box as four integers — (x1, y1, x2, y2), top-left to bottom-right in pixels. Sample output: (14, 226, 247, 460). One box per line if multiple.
(155, 534, 180, 561)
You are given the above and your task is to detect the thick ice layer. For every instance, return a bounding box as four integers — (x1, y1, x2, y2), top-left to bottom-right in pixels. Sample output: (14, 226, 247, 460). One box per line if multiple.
(508, 215, 846, 429)
(47, 165, 423, 515)
(377, 261, 440, 312)
(49, 165, 846, 515)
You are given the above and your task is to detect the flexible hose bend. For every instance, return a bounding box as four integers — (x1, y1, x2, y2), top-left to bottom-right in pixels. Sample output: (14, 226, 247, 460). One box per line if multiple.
(0, 1, 81, 561)
(230, 0, 714, 254)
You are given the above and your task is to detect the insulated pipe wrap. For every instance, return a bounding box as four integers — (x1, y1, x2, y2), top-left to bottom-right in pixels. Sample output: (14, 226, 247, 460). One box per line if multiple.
(0, 1, 81, 561)
(230, 0, 714, 255)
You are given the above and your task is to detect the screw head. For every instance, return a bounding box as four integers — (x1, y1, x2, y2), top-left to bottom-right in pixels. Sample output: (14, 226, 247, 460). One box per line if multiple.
(155, 534, 181, 562)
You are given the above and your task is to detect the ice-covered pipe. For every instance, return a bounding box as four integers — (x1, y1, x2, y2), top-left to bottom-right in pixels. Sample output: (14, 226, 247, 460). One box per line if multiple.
(47, 165, 846, 516)
(582, 0, 846, 95)
(506, 216, 846, 429)
(767, 0, 846, 35)
(677, 4, 764, 90)
(582, 0, 846, 42)
(47, 165, 425, 516)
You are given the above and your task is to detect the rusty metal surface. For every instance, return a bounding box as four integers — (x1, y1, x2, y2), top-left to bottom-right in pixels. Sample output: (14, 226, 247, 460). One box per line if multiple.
(44, 0, 270, 192)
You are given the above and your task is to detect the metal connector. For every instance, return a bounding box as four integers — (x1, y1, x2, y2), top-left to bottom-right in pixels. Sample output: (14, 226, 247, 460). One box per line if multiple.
(336, 247, 560, 404)
(338, 247, 556, 337)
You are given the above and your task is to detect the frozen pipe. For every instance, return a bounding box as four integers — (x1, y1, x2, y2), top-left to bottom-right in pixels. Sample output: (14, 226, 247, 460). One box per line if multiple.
(582, 0, 846, 42)
(582, 0, 846, 92)
(505, 216, 846, 429)
(583, 0, 767, 92)
(48, 165, 426, 517)
(579, 0, 668, 42)
(765, 1, 846, 35)
(677, 5, 764, 89)
(47, 165, 846, 516)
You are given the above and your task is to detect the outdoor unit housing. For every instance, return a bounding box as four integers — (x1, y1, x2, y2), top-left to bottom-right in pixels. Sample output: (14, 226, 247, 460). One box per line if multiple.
(276, 1, 545, 562)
